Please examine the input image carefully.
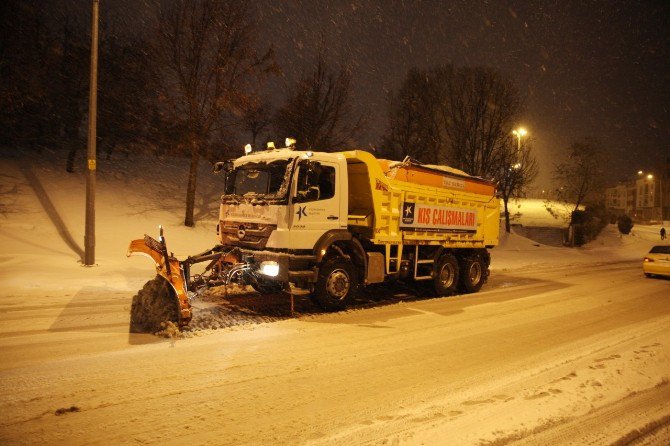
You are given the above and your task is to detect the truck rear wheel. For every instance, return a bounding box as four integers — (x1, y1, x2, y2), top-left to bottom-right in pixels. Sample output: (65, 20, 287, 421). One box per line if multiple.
(312, 257, 358, 311)
(459, 255, 485, 293)
(433, 254, 460, 296)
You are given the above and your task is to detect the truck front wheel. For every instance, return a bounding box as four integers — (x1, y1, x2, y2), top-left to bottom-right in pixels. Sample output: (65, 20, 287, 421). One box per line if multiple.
(433, 254, 460, 296)
(313, 257, 358, 311)
(459, 255, 485, 293)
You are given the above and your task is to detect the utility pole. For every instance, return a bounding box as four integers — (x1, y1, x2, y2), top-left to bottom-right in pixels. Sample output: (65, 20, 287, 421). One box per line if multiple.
(84, 0, 99, 266)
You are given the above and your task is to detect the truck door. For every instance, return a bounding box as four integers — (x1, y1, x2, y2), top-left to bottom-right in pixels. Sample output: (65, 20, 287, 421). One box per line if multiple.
(289, 159, 346, 249)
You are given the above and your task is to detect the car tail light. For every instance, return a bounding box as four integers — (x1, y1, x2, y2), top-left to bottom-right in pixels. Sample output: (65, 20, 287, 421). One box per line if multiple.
(643, 257, 654, 262)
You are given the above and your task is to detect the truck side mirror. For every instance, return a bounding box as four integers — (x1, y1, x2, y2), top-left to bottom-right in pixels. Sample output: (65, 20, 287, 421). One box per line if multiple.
(213, 160, 232, 174)
(214, 160, 234, 193)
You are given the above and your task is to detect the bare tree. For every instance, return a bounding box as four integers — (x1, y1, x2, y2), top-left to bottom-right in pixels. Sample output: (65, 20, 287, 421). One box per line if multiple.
(273, 52, 365, 151)
(553, 139, 605, 212)
(155, 0, 274, 227)
(241, 99, 273, 147)
(437, 66, 523, 178)
(381, 69, 442, 163)
(0, 0, 56, 149)
(383, 65, 523, 178)
(99, 37, 156, 160)
(56, 19, 88, 173)
(497, 137, 539, 233)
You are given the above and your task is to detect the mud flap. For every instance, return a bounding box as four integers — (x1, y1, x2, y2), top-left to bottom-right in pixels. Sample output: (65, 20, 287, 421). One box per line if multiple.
(127, 235, 192, 326)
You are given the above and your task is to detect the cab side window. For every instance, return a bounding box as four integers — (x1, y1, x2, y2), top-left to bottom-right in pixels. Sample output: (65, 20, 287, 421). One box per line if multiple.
(295, 161, 336, 202)
(317, 166, 335, 200)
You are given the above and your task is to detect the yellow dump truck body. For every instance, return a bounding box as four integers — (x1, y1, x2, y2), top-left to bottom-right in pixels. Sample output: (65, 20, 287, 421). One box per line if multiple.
(343, 150, 499, 250)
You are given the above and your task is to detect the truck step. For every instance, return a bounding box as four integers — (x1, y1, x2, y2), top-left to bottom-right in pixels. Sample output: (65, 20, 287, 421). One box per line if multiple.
(288, 270, 317, 280)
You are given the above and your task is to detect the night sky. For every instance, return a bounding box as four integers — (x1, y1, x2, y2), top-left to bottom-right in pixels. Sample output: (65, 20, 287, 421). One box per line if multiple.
(55, 0, 670, 189)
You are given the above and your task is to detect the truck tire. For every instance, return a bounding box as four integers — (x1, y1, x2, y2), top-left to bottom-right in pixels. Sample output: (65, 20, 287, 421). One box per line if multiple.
(312, 257, 358, 311)
(130, 276, 180, 333)
(433, 254, 460, 296)
(459, 255, 485, 293)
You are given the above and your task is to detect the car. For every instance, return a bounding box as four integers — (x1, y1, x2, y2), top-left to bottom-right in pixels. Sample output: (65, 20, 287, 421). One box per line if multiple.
(642, 245, 670, 278)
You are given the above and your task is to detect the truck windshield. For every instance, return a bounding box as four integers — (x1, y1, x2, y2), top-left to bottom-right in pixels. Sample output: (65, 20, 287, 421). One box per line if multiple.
(225, 159, 292, 197)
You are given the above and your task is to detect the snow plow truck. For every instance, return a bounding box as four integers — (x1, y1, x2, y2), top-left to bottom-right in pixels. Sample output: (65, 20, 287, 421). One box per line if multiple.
(128, 141, 500, 329)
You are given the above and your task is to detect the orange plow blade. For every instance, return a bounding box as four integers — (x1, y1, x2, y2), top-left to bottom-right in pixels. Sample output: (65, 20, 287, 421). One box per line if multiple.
(127, 235, 192, 325)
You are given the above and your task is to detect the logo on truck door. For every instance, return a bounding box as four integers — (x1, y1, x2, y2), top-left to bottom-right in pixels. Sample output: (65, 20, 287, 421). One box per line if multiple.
(296, 205, 308, 221)
(401, 202, 477, 232)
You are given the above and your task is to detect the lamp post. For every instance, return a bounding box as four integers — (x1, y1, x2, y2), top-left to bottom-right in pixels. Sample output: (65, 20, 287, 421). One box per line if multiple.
(84, 0, 99, 266)
(639, 171, 663, 222)
(647, 174, 664, 223)
(512, 128, 527, 153)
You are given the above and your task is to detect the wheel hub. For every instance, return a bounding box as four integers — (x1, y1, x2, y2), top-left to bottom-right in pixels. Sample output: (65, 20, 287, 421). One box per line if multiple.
(326, 269, 350, 299)
(469, 262, 482, 284)
(439, 263, 455, 288)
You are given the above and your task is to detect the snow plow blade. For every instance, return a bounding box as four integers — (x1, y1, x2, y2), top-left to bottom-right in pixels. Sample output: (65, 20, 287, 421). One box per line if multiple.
(127, 234, 192, 326)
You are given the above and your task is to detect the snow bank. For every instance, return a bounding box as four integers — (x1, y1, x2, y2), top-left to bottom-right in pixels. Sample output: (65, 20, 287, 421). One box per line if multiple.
(491, 224, 659, 272)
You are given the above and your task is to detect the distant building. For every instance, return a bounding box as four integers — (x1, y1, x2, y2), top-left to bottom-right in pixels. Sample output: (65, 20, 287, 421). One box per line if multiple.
(605, 158, 669, 223)
(635, 176, 655, 221)
(605, 183, 628, 216)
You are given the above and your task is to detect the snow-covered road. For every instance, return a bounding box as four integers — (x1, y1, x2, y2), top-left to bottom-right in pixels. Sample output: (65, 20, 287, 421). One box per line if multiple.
(1, 260, 668, 445)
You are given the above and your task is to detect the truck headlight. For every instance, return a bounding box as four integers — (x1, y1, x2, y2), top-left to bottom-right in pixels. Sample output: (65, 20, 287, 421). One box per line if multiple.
(259, 261, 280, 277)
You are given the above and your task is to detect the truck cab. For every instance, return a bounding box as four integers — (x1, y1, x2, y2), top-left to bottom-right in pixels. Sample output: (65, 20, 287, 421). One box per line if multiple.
(217, 148, 367, 309)
(219, 149, 349, 251)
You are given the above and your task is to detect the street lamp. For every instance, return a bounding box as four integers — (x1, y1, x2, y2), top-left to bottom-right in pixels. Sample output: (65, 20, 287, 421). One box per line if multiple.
(512, 128, 527, 152)
(639, 171, 664, 222)
(647, 174, 666, 222)
(647, 174, 664, 222)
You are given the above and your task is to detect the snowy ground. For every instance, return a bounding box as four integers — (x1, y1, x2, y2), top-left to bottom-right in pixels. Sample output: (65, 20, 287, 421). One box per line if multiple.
(1, 148, 669, 445)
